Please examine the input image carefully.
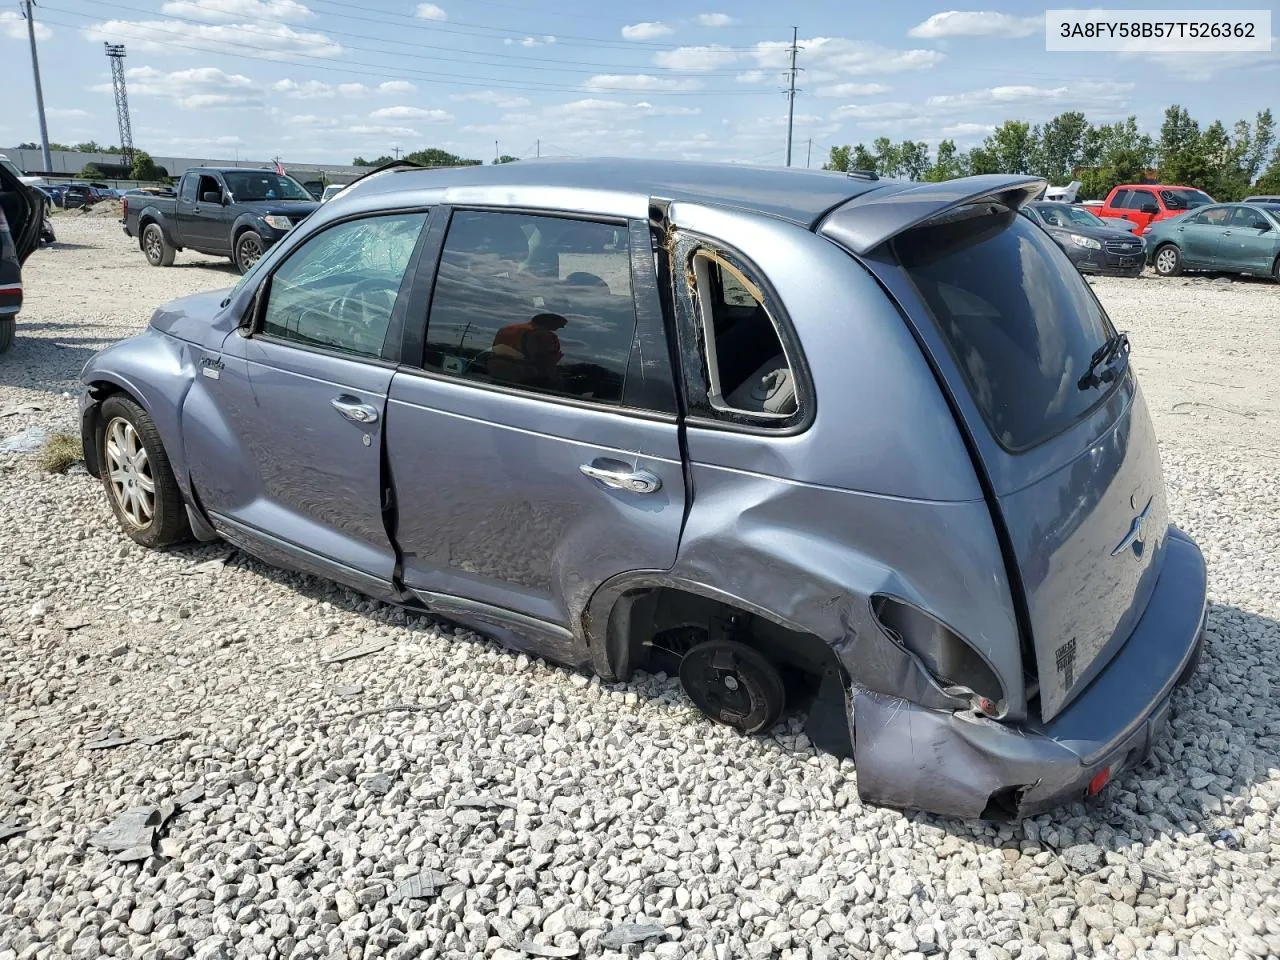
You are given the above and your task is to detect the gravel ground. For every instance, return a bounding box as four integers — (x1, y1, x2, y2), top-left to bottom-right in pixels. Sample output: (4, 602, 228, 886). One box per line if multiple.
(2, 217, 1280, 960)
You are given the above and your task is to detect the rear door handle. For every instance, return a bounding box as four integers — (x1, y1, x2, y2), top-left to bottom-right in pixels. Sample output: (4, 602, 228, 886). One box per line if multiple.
(331, 395, 379, 424)
(579, 460, 662, 494)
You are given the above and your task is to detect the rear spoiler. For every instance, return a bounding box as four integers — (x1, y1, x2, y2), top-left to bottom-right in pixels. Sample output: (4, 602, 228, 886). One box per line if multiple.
(340, 159, 424, 193)
(818, 175, 1046, 255)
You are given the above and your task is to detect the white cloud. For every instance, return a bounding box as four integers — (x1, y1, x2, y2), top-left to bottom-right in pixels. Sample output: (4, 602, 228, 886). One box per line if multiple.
(831, 101, 916, 120)
(736, 70, 768, 84)
(1, 10, 51, 40)
(415, 3, 446, 21)
(545, 98, 630, 117)
(926, 81, 1133, 109)
(696, 13, 734, 27)
(450, 90, 532, 109)
(160, 0, 312, 23)
(290, 114, 339, 127)
(47, 108, 92, 119)
(349, 124, 418, 137)
(908, 11, 1042, 39)
(814, 82, 892, 98)
(378, 80, 417, 94)
(84, 19, 340, 60)
(653, 44, 737, 71)
(940, 122, 995, 137)
(622, 21, 673, 41)
(754, 37, 944, 75)
(272, 78, 371, 98)
(369, 105, 452, 122)
(1139, 45, 1278, 81)
(504, 35, 555, 47)
(584, 74, 699, 92)
(102, 65, 263, 109)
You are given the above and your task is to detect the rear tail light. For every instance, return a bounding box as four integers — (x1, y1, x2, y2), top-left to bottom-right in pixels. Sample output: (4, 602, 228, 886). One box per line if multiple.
(122, 197, 129, 219)
(1087, 766, 1111, 796)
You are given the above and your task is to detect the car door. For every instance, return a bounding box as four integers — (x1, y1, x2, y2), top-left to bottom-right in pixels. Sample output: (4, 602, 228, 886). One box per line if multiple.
(1223, 204, 1278, 273)
(1125, 189, 1159, 234)
(1178, 207, 1231, 265)
(188, 173, 232, 252)
(185, 208, 431, 598)
(384, 208, 684, 660)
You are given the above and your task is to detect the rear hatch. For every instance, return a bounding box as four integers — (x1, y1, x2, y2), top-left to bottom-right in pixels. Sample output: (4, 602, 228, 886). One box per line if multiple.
(826, 193, 1168, 721)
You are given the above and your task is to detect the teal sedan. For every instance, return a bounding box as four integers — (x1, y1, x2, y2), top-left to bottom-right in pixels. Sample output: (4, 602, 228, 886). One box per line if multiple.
(1146, 202, 1280, 281)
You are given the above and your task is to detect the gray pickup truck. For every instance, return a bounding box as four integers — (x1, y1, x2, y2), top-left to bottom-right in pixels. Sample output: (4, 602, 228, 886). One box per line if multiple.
(122, 167, 319, 274)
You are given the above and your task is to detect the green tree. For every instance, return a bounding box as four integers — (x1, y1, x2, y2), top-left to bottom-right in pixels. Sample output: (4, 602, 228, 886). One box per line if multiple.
(824, 144, 851, 172)
(1255, 144, 1280, 193)
(979, 121, 1037, 174)
(1037, 111, 1089, 184)
(1157, 105, 1206, 186)
(404, 147, 481, 167)
(494, 154, 519, 164)
(923, 140, 967, 182)
(1077, 117, 1155, 200)
(80, 163, 103, 179)
(130, 151, 162, 182)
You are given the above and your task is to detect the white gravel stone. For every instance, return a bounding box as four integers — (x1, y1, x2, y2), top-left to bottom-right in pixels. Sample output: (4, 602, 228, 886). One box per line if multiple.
(2, 218, 1280, 960)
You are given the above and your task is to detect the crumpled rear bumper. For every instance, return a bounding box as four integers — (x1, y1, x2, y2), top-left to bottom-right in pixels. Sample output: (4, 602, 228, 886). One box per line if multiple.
(852, 526, 1207, 819)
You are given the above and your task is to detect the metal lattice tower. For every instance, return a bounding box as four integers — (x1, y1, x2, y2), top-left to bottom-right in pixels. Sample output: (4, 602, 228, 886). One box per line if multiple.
(104, 43, 135, 167)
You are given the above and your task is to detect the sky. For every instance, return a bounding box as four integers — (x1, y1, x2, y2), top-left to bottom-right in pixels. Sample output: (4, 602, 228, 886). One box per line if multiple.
(1, 1, 1277, 167)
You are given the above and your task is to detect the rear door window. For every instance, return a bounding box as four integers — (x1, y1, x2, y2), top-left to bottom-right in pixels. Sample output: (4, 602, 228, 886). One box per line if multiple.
(894, 209, 1115, 451)
(1110, 189, 1132, 208)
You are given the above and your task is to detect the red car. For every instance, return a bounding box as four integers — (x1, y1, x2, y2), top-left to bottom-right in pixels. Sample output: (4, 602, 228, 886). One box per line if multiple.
(1097, 183, 1214, 235)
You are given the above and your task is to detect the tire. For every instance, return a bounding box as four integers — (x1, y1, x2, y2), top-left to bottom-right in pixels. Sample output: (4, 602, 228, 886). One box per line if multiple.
(142, 223, 175, 267)
(234, 230, 264, 275)
(98, 394, 192, 548)
(1273, 256, 1280, 284)
(1153, 244, 1182, 277)
(0, 317, 14, 354)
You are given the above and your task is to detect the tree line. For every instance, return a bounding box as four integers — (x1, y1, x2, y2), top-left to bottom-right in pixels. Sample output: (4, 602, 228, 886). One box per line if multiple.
(825, 105, 1279, 200)
(352, 148, 519, 167)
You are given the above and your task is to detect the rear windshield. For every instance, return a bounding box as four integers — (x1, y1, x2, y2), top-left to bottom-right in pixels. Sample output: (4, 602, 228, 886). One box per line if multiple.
(895, 208, 1115, 451)
(1162, 188, 1212, 209)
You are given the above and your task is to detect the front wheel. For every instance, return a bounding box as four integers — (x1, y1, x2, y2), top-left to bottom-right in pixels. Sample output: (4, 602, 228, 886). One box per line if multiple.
(1153, 244, 1182, 277)
(0, 317, 14, 354)
(98, 394, 191, 548)
(142, 223, 175, 267)
(234, 231, 263, 275)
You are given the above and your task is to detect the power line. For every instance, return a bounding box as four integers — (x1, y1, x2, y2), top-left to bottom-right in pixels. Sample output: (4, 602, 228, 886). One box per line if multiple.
(41, 10, 769, 96)
(65, 0, 762, 75)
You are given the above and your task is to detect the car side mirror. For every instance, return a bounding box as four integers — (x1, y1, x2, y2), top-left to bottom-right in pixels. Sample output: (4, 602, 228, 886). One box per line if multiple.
(201, 191, 221, 204)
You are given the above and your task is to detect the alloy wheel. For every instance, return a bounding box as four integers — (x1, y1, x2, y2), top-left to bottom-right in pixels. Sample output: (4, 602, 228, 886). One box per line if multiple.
(1156, 248, 1178, 275)
(144, 228, 162, 264)
(237, 235, 262, 272)
(105, 417, 156, 528)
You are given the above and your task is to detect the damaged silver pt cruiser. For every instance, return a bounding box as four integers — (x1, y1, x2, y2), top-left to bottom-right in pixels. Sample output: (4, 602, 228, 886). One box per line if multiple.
(79, 160, 1206, 819)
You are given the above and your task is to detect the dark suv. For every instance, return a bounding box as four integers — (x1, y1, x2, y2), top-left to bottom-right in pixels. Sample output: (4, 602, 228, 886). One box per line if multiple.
(0, 161, 41, 352)
(79, 160, 1206, 818)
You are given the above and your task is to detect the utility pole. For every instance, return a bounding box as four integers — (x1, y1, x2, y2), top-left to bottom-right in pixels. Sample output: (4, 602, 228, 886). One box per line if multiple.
(22, 0, 52, 174)
(806, 138, 812, 169)
(536, 138, 540, 159)
(392, 145, 401, 160)
(104, 43, 135, 168)
(495, 140, 499, 163)
(784, 26, 801, 168)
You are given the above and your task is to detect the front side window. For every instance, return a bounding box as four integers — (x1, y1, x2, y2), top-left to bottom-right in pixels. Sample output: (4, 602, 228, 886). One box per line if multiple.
(423, 211, 636, 404)
(1230, 206, 1270, 230)
(259, 212, 427, 358)
(894, 208, 1115, 451)
(1129, 190, 1158, 211)
(224, 172, 313, 202)
(690, 250, 797, 418)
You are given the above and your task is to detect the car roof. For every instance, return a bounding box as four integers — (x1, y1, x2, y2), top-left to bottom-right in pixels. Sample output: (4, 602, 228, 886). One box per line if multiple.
(352, 158, 885, 227)
(194, 167, 279, 175)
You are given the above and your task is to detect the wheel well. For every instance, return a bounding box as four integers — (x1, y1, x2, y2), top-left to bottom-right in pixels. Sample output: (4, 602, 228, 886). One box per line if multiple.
(82, 381, 128, 477)
(138, 217, 158, 248)
(613, 586, 845, 689)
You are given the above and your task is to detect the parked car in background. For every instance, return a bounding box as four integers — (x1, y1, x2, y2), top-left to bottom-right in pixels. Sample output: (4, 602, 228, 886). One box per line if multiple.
(122, 167, 319, 273)
(320, 183, 347, 202)
(1244, 194, 1280, 204)
(1145, 201, 1280, 281)
(1020, 201, 1144, 276)
(0, 153, 48, 188)
(61, 184, 100, 209)
(1097, 184, 1214, 235)
(0, 160, 41, 352)
(79, 160, 1206, 819)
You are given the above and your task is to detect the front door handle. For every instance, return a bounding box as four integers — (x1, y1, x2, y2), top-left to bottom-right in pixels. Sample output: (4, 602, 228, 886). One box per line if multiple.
(331, 396, 379, 424)
(579, 460, 662, 494)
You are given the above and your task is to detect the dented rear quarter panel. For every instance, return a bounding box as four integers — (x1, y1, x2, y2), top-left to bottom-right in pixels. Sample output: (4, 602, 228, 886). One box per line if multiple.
(661, 202, 1027, 717)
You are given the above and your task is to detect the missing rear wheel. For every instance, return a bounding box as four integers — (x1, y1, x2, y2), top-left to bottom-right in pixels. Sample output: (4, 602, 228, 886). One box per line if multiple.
(679, 639, 785, 735)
